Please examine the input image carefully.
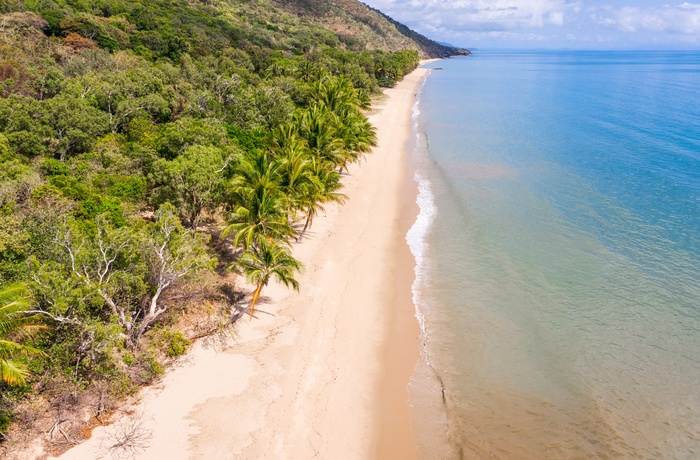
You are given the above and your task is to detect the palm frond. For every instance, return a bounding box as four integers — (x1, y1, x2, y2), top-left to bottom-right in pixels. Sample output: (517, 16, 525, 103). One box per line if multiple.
(0, 283, 45, 385)
(0, 359, 30, 386)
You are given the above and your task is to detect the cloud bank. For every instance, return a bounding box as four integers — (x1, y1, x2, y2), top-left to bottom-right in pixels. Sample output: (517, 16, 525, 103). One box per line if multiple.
(362, 0, 700, 48)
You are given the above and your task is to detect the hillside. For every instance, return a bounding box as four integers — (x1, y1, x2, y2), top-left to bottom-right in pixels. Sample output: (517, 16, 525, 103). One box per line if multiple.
(275, 0, 469, 58)
(0, 0, 466, 60)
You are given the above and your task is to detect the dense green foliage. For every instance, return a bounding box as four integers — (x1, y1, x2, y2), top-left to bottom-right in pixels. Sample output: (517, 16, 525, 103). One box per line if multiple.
(0, 0, 432, 446)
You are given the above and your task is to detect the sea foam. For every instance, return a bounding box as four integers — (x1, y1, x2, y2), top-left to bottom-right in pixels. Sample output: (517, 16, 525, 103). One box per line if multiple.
(406, 171, 436, 339)
(406, 70, 436, 351)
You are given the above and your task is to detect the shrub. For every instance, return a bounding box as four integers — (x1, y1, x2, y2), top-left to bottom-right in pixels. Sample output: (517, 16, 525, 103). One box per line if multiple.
(163, 330, 190, 358)
(64, 32, 98, 51)
(136, 353, 164, 384)
(40, 158, 70, 176)
(0, 409, 11, 435)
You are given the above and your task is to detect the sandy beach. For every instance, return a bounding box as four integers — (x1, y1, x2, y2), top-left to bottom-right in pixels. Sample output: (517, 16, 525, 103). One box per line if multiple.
(52, 65, 429, 460)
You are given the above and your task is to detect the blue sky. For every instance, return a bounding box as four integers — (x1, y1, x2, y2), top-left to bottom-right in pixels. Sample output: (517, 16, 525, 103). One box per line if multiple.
(361, 0, 700, 49)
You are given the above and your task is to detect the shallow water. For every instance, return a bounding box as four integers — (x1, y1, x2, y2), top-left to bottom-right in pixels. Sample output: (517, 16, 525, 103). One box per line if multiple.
(407, 51, 700, 459)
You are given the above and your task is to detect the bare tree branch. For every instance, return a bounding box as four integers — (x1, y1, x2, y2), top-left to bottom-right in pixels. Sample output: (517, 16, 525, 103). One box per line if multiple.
(23, 309, 82, 326)
(99, 411, 153, 460)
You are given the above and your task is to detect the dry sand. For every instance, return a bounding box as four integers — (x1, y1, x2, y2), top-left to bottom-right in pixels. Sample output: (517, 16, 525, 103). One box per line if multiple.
(52, 66, 430, 460)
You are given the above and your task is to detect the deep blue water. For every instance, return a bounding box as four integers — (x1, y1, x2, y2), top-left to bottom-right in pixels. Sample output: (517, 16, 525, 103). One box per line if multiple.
(408, 51, 700, 458)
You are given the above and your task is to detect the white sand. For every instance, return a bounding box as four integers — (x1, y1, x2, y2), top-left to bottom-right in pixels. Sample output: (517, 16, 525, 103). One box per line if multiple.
(53, 66, 429, 460)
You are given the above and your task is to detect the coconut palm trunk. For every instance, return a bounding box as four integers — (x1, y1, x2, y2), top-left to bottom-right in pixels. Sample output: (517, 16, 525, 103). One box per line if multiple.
(249, 281, 264, 317)
(238, 239, 301, 319)
(296, 208, 314, 243)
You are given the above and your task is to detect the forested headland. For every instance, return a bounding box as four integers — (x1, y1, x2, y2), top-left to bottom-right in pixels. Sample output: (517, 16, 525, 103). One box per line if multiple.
(0, 0, 465, 453)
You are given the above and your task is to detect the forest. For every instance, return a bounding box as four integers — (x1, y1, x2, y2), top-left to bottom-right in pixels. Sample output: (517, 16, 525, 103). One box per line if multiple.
(0, 0, 460, 452)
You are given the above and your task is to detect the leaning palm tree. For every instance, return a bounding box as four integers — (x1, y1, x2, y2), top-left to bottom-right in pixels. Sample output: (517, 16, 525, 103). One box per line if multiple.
(276, 138, 315, 216)
(342, 111, 377, 154)
(334, 110, 377, 174)
(0, 283, 44, 386)
(222, 152, 296, 249)
(296, 159, 347, 242)
(223, 181, 295, 249)
(238, 239, 302, 317)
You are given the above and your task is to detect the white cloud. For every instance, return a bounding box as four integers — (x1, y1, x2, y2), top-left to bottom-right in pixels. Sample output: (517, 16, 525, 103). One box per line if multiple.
(369, 0, 575, 30)
(604, 3, 700, 35)
(549, 11, 565, 25)
(361, 0, 700, 47)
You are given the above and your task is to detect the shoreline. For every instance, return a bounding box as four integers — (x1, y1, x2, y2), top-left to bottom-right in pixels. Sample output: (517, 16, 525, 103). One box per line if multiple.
(374, 156, 421, 460)
(52, 66, 430, 460)
(374, 62, 434, 459)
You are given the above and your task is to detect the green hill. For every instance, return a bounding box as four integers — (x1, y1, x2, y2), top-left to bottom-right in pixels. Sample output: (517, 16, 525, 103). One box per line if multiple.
(275, 0, 469, 57)
(0, 0, 467, 60)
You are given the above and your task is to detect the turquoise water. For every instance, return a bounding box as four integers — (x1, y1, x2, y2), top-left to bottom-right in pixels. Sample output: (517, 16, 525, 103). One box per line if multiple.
(407, 51, 700, 459)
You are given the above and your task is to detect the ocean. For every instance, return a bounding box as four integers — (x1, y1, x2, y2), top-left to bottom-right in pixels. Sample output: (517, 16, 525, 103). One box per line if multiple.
(406, 51, 700, 459)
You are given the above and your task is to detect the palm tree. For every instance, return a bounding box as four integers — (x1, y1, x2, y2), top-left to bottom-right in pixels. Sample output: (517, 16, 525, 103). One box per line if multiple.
(334, 110, 377, 174)
(307, 76, 377, 173)
(222, 152, 296, 249)
(312, 76, 356, 114)
(297, 60, 315, 83)
(238, 239, 302, 317)
(343, 111, 377, 153)
(296, 159, 347, 242)
(296, 105, 344, 169)
(276, 138, 314, 215)
(269, 123, 301, 157)
(355, 88, 372, 111)
(0, 284, 44, 386)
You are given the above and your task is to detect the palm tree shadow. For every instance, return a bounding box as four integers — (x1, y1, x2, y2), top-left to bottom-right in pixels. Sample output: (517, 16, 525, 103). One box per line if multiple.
(246, 294, 278, 319)
(202, 225, 243, 275)
(295, 230, 318, 243)
(291, 220, 317, 243)
(219, 284, 276, 320)
(219, 283, 248, 322)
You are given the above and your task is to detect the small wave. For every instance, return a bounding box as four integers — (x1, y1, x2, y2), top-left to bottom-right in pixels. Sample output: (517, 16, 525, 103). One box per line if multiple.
(406, 171, 437, 345)
(412, 69, 430, 123)
(405, 169, 457, 458)
(407, 69, 437, 354)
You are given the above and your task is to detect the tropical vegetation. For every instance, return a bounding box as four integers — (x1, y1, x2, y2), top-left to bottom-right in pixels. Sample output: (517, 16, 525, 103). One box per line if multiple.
(0, 284, 44, 386)
(0, 0, 465, 452)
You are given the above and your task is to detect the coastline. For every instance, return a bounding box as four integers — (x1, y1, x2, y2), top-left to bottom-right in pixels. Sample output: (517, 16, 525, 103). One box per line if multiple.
(374, 163, 421, 460)
(51, 66, 430, 460)
(374, 61, 435, 459)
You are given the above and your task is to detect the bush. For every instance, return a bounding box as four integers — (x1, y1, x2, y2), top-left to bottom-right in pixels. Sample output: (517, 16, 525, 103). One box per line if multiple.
(136, 353, 164, 384)
(59, 15, 134, 51)
(41, 158, 70, 176)
(163, 329, 190, 358)
(0, 409, 11, 435)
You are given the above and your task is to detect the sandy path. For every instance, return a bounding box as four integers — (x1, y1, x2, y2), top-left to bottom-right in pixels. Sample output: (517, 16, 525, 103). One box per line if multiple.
(53, 66, 428, 460)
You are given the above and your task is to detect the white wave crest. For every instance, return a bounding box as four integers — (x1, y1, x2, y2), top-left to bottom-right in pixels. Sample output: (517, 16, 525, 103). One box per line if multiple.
(405, 171, 437, 343)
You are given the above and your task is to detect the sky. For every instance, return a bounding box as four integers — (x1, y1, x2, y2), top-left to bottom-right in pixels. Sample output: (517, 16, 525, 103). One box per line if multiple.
(360, 0, 700, 49)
